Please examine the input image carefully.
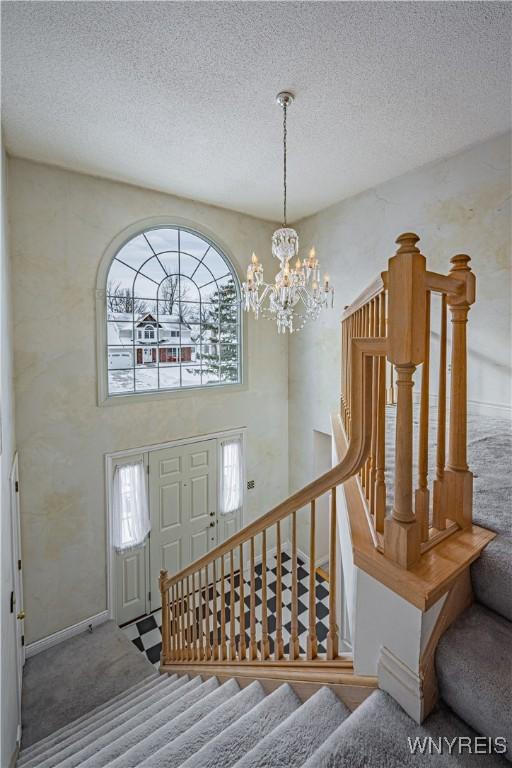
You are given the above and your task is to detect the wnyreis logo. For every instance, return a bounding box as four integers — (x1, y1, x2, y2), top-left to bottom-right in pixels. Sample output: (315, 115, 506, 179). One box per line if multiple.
(407, 736, 508, 756)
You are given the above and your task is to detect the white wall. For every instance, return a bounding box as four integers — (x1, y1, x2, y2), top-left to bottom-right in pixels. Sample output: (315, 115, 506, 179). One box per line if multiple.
(8, 158, 288, 644)
(289, 133, 511, 500)
(0, 139, 18, 768)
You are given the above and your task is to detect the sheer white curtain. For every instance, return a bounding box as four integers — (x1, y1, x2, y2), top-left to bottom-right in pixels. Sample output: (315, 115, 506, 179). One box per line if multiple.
(112, 461, 150, 553)
(219, 437, 243, 515)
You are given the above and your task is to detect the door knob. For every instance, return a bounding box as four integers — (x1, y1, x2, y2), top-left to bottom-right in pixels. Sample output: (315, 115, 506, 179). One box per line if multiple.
(17, 610, 25, 620)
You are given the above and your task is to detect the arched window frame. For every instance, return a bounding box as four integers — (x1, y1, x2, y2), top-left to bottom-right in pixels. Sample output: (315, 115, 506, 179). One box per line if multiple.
(96, 218, 245, 405)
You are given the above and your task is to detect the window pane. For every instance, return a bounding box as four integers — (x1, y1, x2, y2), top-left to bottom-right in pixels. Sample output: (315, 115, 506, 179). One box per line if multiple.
(144, 227, 179, 254)
(157, 251, 180, 276)
(203, 248, 232, 279)
(116, 235, 154, 270)
(158, 365, 181, 389)
(180, 230, 211, 259)
(133, 273, 158, 300)
(138, 255, 167, 284)
(108, 370, 134, 394)
(135, 368, 158, 391)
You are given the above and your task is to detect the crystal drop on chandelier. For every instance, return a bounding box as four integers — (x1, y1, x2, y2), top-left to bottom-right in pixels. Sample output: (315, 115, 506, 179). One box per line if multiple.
(242, 92, 334, 333)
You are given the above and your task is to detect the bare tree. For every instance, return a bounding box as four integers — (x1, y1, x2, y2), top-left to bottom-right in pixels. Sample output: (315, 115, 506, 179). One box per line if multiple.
(107, 281, 148, 315)
(159, 277, 179, 314)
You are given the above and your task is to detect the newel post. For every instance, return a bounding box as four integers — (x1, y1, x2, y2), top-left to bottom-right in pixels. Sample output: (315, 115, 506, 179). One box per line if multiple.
(444, 254, 475, 528)
(384, 233, 425, 568)
(159, 569, 171, 665)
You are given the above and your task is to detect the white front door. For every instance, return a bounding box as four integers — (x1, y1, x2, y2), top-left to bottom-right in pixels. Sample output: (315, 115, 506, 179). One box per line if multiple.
(148, 440, 217, 611)
(10, 455, 24, 742)
(114, 453, 149, 625)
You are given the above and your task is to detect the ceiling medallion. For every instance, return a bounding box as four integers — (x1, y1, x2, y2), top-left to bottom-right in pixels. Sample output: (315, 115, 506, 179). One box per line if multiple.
(242, 92, 334, 334)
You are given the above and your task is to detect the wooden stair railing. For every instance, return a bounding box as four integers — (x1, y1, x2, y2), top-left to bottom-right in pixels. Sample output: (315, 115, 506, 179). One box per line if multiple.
(341, 232, 476, 568)
(159, 330, 386, 667)
(160, 230, 477, 670)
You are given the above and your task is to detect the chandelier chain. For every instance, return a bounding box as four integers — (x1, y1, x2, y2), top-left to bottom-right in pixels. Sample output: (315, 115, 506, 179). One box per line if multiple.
(283, 101, 287, 227)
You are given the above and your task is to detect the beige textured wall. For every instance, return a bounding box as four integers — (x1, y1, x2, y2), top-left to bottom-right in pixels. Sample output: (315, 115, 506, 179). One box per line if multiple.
(8, 158, 288, 644)
(289, 133, 511, 542)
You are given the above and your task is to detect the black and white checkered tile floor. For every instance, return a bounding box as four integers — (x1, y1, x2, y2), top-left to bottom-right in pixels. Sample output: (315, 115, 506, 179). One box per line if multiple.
(121, 551, 330, 669)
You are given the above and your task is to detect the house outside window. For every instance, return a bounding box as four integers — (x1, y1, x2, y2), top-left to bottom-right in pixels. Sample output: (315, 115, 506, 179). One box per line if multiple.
(104, 225, 242, 396)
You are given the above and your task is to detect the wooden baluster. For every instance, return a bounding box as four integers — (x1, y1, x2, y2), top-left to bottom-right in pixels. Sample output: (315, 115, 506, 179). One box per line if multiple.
(327, 489, 339, 660)
(220, 555, 227, 660)
(445, 255, 475, 529)
(289, 511, 300, 660)
(211, 560, 218, 660)
(416, 290, 431, 541)
(369, 296, 378, 512)
(204, 565, 212, 661)
(433, 295, 447, 530)
(347, 315, 353, 437)
(307, 500, 318, 660)
(185, 575, 192, 659)
(274, 521, 284, 660)
(173, 582, 179, 661)
(249, 537, 258, 659)
(238, 543, 246, 660)
(260, 531, 270, 659)
(383, 233, 423, 568)
(229, 550, 237, 660)
(178, 580, 185, 661)
(197, 568, 204, 660)
(168, 583, 174, 662)
(375, 291, 387, 533)
(159, 570, 170, 665)
(191, 572, 197, 661)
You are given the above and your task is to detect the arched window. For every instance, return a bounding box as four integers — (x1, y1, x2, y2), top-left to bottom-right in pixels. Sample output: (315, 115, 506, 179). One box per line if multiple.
(105, 226, 241, 396)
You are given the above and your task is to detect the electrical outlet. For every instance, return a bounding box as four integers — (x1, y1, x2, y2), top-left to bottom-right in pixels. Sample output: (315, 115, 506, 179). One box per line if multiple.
(247, 480, 255, 490)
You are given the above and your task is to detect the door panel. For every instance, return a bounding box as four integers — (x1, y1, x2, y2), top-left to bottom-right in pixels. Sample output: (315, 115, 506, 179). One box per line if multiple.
(149, 439, 217, 611)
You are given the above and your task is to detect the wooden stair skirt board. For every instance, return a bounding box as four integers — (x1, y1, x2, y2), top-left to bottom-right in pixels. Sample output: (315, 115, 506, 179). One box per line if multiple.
(159, 662, 377, 712)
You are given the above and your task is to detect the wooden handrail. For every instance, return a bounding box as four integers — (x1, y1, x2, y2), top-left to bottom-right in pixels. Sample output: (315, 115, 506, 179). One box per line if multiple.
(163, 336, 386, 592)
(342, 273, 387, 320)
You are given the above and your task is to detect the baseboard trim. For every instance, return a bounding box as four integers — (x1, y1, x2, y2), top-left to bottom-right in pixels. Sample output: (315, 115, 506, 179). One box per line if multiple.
(25, 610, 110, 658)
(378, 646, 422, 724)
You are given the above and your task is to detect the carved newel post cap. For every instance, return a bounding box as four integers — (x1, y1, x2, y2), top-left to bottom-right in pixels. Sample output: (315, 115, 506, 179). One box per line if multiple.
(395, 232, 420, 254)
(450, 254, 471, 271)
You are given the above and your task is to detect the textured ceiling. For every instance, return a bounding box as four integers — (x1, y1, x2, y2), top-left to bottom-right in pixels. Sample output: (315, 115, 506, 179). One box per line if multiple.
(2, 1, 511, 221)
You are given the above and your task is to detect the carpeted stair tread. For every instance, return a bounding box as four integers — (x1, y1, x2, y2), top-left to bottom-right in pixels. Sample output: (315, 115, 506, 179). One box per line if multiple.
(179, 682, 301, 768)
(18, 673, 171, 766)
(302, 689, 509, 767)
(21, 675, 187, 768)
(35, 675, 198, 768)
(231, 686, 349, 768)
(471, 536, 512, 622)
(18, 671, 160, 761)
(136, 680, 266, 768)
(74, 676, 219, 768)
(436, 603, 512, 759)
(101, 678, 241, 768)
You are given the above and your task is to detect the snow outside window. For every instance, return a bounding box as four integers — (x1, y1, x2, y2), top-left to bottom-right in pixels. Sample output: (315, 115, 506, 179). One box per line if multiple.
(220, 437, 243, 516)
(112, 461, 150, 553)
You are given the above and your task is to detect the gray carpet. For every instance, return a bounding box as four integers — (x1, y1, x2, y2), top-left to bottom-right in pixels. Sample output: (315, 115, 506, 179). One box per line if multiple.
(302, 689, 509, 767)
(20, 619, 155, 747)
(436, 603, 512, 760)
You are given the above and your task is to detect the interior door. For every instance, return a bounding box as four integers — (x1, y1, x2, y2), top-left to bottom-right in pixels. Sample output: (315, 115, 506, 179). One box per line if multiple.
(10, 454, 24, 742)
(114, 453, 149, 625)
(149, 439, 217, 611)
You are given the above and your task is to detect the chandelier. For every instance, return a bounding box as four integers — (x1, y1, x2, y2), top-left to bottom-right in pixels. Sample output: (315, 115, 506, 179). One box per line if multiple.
(242, 92, 334, 334)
